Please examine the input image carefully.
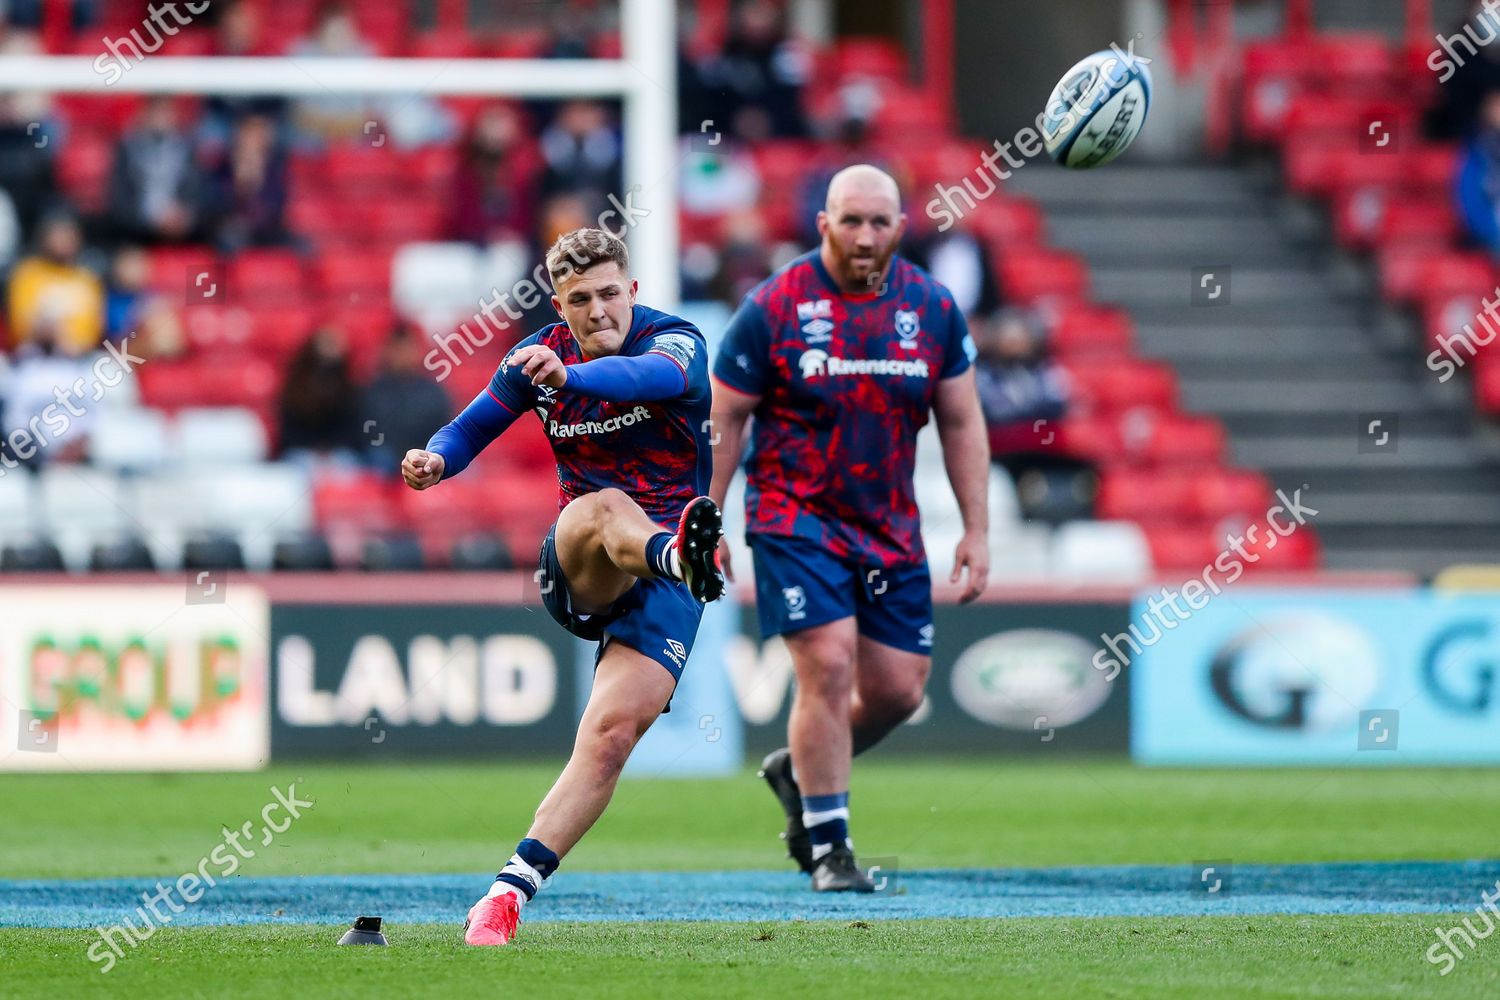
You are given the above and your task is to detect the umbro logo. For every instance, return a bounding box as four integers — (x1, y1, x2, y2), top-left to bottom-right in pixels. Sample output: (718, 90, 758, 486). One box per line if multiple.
(664, 638, 688, 667)
(801, 318, 834, 343)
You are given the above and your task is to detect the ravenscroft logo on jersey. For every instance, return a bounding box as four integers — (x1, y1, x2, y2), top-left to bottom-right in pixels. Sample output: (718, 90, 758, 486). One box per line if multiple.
(798, 351, 931, 380)
(894, 310, 921, 349)
(548, 406, 653, 439)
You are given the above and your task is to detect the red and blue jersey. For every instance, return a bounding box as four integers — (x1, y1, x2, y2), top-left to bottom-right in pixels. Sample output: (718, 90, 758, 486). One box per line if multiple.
(713, 251, 974, 567)
(431, 304, 712, 530)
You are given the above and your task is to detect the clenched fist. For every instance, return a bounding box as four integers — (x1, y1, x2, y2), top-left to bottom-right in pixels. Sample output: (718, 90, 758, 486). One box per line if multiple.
(402, 449, 446, 490)
(506, 344, 569, 388)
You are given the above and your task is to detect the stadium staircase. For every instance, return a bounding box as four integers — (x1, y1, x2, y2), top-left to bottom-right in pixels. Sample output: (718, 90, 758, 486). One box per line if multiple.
(1012, 165, 1500, 578)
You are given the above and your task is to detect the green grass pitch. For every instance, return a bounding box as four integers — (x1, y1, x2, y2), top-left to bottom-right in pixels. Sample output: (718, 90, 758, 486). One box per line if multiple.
(2, 759, 1498, 998)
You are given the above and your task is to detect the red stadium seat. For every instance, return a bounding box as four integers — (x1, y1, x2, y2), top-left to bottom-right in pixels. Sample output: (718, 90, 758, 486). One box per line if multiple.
(147, 247, 220, 293)
(1052, 415, 1122, 462)
(137, 358, 279, 412)
(1095, 469, 1194, 521)
(998, 250, 1089, 303)
(1131, 414, 1227, 466)
(1063, 359, 1178, 413)
(970, 199, 1045, 248)
(1474, 360, 1500, 415)
(228, 250, 306, 302)
(317, 249, 392, 298)
(1188, 469, 1273, 520)
(316, 473, 411, 533)
(1144, 525, 1220, 572)
(831, 37, 908, 81)
(1240, 38, 1321, 146)
(1048, 305, 1134, 358)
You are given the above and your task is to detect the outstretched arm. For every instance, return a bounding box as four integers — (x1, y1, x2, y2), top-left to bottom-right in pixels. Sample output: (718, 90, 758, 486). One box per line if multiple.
(404, 385, 521, 489)
(933, 368, 991, 602)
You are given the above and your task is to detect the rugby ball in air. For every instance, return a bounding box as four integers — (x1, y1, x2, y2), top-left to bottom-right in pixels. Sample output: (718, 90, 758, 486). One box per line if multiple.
(1041, 48, 1152, 169)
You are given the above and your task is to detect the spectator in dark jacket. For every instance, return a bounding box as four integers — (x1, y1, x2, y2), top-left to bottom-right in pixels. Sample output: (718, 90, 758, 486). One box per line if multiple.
(107, 96, 206, 245)
(977, 309, 1091, 523)
(278, 325, 362, 472)
(360, 324, 453, 474)
(1427, 1, 1500, 140)
(447, 102, 536, 247)
(0, 94, 59, 242)
(206, 113, 293, 252)
(538, 100, 622, 221)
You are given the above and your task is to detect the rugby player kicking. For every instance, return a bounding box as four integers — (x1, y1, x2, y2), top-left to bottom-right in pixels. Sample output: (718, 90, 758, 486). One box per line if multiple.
(710, 165, 990, 891)
(404, 228, 725, 944)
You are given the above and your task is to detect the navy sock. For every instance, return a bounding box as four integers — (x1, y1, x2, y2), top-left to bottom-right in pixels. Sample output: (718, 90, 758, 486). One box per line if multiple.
(644, 531, 679, 579)
(494, 837, 560, 900)
(801, 792, 850, 860)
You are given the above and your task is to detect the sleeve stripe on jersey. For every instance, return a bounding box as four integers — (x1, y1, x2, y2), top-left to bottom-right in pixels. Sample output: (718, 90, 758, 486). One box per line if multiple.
(487, 385, 522, 416)
(646, 348, 690, 391)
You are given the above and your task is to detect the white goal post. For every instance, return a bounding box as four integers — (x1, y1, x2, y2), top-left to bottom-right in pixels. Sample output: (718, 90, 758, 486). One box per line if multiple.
(0, 0, 681, 303)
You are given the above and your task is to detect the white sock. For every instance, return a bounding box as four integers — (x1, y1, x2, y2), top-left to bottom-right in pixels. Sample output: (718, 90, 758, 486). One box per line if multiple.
(666, 543, 683, 580)
(487, 854, 543, 904)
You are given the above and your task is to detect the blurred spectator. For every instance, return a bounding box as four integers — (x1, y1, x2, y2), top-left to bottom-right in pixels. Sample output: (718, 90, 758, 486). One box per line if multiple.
(537, 191, 594, 247)
(701, 0, 809, 141)
(7, 211, 102, 353)
(679, 136, 761, 217)
(976, 309, 1090, 523)
(107, 96, 206, 245)
(278, 325, 362, 472)
(0, 93, 59, 242)
(706, 208, 774, 306)
(447, 103, 537, 247)
(290, 2, 376, 146)
(3, 0, 99, 30)
(538, 101, 622, 219)
(1458, 92, 1500, 256)
(902, 214, 1003, 325)
(104, 246, 182, 356)
(1, 312, 97, 470)
(1426, 1, 1500, 141)
(206, 113, 294, 253)
(201, 0, 287, 151)
(796, 94, 890, 243)
(360, 325, 453, 473)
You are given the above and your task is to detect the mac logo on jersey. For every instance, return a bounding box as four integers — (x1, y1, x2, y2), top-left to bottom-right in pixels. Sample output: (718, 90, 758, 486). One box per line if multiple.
(798, 299, 835, 343)
(783, 586, 807, 620)
(894, 310, 921, 349)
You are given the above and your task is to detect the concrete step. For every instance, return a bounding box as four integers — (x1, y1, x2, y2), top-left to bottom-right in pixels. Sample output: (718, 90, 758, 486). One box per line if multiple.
(1181, 377, 1433, 413)
(1090, 265, 1342, 307)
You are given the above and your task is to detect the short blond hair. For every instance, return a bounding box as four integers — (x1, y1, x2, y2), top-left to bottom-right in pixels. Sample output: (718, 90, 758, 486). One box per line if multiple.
(545, 227, 630, 286)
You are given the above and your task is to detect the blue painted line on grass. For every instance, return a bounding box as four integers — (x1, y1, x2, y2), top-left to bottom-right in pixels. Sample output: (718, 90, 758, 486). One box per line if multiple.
(3, 860, 1497, 929)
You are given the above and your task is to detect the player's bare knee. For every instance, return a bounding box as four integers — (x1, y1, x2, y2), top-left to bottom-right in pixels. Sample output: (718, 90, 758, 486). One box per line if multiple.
(584, 712, 642, 777)
(794, 644, 856, 705)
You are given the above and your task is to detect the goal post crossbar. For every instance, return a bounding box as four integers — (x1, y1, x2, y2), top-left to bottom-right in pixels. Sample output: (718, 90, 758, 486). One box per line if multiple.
(0, 0, 681, 301)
